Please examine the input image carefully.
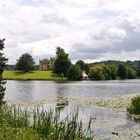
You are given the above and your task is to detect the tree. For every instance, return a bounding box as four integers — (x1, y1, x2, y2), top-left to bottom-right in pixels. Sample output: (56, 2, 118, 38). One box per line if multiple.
(0, 39, 8, 105)
(89, 65, 105, 80)
(109, 65, 117, 80)
(84, 64, 90, 74)
(15, 53, 35, 72)
(53, 47, 71, 76)
(117, 64, 128, 79)
(101, 64, 111, 80)
(67, 65, 82, 80)
(127, 68, 136, 79)
(75, 60, 85, 71)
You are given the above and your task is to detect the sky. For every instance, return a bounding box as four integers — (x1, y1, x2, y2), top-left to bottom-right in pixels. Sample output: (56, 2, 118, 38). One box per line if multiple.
(1, 0, 140, 64)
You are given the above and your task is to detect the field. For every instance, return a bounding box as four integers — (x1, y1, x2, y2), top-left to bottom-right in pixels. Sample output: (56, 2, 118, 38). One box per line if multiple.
(3, 71, 66, 80)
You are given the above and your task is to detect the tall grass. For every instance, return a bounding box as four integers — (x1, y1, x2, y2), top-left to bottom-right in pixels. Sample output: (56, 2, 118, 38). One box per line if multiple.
(127, 96, 140, 115)
(0, 105, 95, 140)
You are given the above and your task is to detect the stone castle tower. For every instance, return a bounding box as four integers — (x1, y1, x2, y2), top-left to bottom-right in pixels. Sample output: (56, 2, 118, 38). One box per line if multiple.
(39, 57, 55, 71)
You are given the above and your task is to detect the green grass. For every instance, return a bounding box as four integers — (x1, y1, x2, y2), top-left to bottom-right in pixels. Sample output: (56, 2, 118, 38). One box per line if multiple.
(127, 96, 140, 115)
(0, 105, 94, 140)
(3, 71, 66, 80)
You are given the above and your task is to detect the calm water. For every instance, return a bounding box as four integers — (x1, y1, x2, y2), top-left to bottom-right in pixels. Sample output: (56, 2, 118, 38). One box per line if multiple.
(5, 80, 140, 101)
(5, 80, 140, 139)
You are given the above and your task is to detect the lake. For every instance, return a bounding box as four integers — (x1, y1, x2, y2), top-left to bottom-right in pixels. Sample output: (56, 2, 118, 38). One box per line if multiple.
(5, 80, 140, 139)
(5, 80, 140, 101)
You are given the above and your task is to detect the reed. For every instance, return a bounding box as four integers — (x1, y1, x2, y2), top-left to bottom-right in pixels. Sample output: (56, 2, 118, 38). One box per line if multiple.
(0, 105, 95, 140)
(127, 96, 140, 115)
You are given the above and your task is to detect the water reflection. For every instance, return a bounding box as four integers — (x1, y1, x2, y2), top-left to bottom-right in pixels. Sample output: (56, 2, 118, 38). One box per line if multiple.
(5, 80, 140, 101)
(59, 103, 138, 139)
(55, 97, 69, 115)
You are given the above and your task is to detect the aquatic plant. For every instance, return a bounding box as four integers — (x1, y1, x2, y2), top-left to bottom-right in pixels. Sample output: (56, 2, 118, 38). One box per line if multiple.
(0, 105, 95, 140)
(127, 96, 140, 115)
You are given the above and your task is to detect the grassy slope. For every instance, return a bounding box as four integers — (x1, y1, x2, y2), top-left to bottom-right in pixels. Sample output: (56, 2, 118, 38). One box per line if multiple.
(3, 71, 66, 80)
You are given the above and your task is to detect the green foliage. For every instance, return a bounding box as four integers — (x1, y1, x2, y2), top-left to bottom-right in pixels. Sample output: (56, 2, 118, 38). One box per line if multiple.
(84, 64, 90, 74)
(117, 64, 128, 79)
(0, 127, 40, 140)
(75, 60, 85, 71)
(53, 47, 71, 76)
(89, 64, 113, 80)
(15, 53, 35, 72)
(127, 96, 140, 115)
(108, 65, 117, 80)
(90, 60, 139, 79)
(101, 64, 111, 80)
(127, 68, 136, 79)
(6, 65, 15, 70)
(0, 105, 94, 140)
(0, 39, 7, 105)
(136, 69, 140, 77)
(89, 65, 105, 80)
(67, 65, 82, 80)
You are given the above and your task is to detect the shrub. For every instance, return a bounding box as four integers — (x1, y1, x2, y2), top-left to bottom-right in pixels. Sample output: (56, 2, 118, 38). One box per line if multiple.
(127, 68, 136, 79)
(127, 96, 140, 115)
(89, 66, 105, 80)
(67, 65, 82, 80)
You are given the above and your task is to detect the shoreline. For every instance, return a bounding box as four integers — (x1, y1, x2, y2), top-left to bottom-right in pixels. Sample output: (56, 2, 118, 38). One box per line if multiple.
(7, 93, 140, 112)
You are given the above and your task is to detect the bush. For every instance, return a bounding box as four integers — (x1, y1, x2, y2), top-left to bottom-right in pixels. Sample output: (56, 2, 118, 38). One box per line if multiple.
(89, 66, 105, 80)
(67, 65, 82, 80)
(127, 96, 140, 115)
(127, 68, 136, 79)
(117, 64, 128, 79)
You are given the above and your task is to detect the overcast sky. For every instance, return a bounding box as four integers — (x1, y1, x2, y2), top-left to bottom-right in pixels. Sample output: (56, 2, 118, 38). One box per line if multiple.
(1, 0, 140, 64)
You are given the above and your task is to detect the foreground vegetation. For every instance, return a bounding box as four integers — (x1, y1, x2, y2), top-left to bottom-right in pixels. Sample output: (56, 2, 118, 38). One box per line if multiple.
(3, 71, 66, 80)
(127, 96, 140, 115)
(0, 105, 94, 140)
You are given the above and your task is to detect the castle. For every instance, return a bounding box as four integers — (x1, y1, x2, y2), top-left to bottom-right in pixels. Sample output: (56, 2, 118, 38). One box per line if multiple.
(39, 57, 55, 71)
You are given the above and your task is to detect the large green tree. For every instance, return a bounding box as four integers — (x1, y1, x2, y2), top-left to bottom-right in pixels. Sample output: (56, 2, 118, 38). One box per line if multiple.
(53, 47, 71, 76)
(67, 65, 82, 80)
(109, 65, 117, 80)
(117, 64, 128, 79)
(101, 64, 111, 80)
(15, 53, 35, 72)
(89, 65, 105, 80)
(0, 39, 8, 105)
(75, 60, 85, 71)
(127, 68, 136, 79)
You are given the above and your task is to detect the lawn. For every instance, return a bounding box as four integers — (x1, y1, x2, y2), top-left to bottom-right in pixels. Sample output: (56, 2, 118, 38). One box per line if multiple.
(3, 71, 66, 80)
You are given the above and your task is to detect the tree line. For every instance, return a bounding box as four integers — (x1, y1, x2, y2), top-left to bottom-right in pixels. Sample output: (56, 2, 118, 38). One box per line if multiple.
(11, 47, 139, 80)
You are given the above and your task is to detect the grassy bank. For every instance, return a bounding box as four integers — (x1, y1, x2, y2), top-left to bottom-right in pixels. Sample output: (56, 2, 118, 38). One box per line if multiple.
(3, 71, 66, 80)
(0, 105, 94, 140)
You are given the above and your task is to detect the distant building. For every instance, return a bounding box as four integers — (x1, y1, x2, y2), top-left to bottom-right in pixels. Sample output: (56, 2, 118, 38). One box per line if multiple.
(82, 71, 88, 79)
(39, 57, 55, 71)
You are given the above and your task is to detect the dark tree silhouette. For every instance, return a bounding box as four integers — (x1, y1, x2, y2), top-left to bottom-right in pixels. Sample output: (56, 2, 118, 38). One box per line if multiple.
(15, 53, 35, 72)
(67, 65, 82, 80)
(53, 47, 71, 76)
(0, 39, 8, 105)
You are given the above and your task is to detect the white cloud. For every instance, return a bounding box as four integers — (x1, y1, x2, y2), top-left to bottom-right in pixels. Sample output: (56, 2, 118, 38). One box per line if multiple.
(0, 0, 140, 64)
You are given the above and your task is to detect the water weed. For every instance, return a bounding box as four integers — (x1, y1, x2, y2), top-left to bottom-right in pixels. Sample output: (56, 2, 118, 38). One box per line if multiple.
(0, 104, 94, 140)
